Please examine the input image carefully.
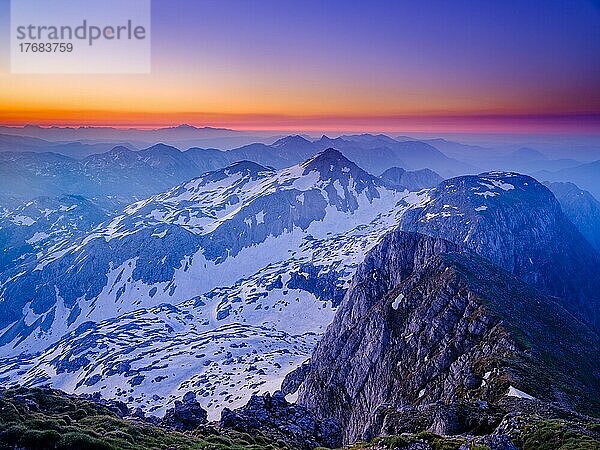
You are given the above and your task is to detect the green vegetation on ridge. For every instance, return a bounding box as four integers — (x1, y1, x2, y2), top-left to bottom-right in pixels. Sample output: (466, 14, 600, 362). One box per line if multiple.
(0, 387, 286, 450)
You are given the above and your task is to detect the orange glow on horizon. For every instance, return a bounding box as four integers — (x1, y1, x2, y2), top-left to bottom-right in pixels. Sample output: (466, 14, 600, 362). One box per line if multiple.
(1, 71, 598, 134)
(0, 108, 598, 134)
(1, 0, 598, 135)
(2, 65, 599, 134)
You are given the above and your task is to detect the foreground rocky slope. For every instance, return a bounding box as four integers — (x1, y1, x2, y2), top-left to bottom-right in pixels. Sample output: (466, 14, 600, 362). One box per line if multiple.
(348, 413, 600, 450)
(0, 386, 286, 450)
(220, 391, 341, 449)
(5, 385, 598, 450)
(294, 230, 600, 444)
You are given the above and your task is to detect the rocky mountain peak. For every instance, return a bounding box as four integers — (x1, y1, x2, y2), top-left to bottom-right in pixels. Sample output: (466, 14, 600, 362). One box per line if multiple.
(296, 148, 397, 207)
(400, 171, 600, 329)
(301, 148, 359, 177)
(294, 229, 600, 444)
(271, 134, 312, 148)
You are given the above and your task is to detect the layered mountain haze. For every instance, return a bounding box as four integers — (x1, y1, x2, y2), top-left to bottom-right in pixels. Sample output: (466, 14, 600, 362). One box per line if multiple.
(313, 135, 473, 178)
(0, 149, 429, 418)
(0, 133, 125, 159)
(0, 146, 214, 204)
(545, 181, 600, 251)
(537, 160, 600, 200)
(0, 133, 474, 206)
(0, 132, 599, 449)
(0, 125, 245, 149)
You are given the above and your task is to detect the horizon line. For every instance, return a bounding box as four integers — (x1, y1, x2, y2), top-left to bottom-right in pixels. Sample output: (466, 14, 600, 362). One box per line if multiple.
(1, 112, 599, 134)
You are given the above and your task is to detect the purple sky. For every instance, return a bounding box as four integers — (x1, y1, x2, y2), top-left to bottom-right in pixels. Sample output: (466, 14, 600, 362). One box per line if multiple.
(1, 0, 599, 131)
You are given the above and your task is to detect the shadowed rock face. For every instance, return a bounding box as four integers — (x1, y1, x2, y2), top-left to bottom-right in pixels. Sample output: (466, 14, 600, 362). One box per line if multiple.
(544, 181, 600, 252)
(399, 171, 600, 330)
(295, 230, 600, 444)
(281, 360, 311, 396)
(161, 391, 208, 431)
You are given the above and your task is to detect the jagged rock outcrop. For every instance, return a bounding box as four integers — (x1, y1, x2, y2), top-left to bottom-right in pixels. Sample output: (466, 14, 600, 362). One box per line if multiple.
(281, 360, 311, 396)
(161, 391, 208, 431)
(361, 395, 600, 445)
(399, 171, 600, 330)
(361, 402, 505, 440)
(220, 391, 341, 449)
(296, 230, 600, 444)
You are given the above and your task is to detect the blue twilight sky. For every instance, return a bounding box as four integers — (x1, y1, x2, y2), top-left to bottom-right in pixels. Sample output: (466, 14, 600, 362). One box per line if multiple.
(0, 0, 599, 131)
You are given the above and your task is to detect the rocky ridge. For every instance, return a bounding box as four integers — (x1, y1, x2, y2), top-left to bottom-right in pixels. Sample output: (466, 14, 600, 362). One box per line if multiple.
(399, 171, 600, 330)
(294, 229, 599, 443)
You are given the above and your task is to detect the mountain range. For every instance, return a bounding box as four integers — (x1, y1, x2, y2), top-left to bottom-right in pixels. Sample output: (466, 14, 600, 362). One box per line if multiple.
(3, 130, 598, 199)
(0, 135, 458, 203)
(0, 149, 430, 418)
(288, 172, 600, 444)
(0, 140, 599, 449)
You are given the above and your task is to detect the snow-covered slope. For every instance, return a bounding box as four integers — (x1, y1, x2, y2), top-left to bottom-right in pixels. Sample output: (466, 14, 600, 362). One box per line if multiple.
(0, 195, 121, 274)
(0, 149, 428, 417)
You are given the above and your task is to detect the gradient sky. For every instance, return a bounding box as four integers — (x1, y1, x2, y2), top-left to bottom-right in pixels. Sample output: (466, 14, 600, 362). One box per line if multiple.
(0, 0, 599, 131)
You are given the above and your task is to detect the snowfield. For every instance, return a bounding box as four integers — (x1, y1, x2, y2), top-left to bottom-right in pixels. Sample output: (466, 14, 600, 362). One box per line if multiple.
(0, 150, 429, 418)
